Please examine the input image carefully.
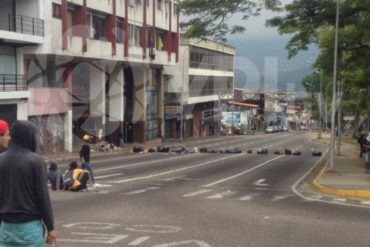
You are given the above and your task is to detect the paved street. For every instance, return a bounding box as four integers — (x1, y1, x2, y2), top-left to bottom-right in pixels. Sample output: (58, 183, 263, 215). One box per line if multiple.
(51, 133, 370, 247)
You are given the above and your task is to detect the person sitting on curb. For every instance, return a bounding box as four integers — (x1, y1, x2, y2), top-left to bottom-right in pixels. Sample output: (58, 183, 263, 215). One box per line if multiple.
(47, 162, 64, 191)
(63, 161, 90, 192)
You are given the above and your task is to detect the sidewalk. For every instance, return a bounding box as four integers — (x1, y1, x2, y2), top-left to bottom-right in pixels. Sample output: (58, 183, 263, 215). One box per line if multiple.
(309, 132, 370, 200)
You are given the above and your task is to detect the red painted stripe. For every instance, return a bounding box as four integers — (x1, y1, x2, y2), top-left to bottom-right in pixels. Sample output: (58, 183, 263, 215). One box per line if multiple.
(143, 0, 147, 59)
(152, 0, 156, 51)
(124, 0, 129, 57)
(168, 1, 172, 62)
(61, 0, 68, 50)
(176, 5, 179, 63)
(112, 0, 117, 56)
(82, 0, 88, 52)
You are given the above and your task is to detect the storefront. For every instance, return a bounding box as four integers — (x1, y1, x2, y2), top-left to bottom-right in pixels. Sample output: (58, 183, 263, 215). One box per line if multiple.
(29, 114, 66, 153)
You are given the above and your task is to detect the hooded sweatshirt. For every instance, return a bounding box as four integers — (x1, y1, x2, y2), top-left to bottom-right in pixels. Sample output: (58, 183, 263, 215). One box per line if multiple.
(0, 121, 54, 231)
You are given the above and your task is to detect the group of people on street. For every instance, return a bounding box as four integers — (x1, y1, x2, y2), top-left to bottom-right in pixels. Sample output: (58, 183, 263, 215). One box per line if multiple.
(0, 119, 100, 247)
(47, 134, 99, 192)
(359, 131, 370, 171)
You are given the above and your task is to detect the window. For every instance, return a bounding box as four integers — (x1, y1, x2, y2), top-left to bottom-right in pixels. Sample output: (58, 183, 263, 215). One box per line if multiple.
(88, 12, 106, 40)
(52, 3, 61, 19)
(157, 0, 163, 10)
(129, 0, 134, 7)
(189, 47, 234, 71)
(116, 18, 124, 43)
(156, 31, 165, 50)
(129, 24, 141, 47)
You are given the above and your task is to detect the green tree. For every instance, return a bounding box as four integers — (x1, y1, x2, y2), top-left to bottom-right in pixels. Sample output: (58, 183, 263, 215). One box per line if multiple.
(179, 0, 281, 41)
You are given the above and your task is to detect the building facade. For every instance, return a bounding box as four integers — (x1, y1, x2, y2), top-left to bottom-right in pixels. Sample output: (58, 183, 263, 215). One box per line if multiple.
(0, 0, 180, 152)
(164, 38, 235, 140)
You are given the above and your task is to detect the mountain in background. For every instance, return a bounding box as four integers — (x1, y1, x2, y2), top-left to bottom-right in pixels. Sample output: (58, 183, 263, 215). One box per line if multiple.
(229, 36, 319, 92)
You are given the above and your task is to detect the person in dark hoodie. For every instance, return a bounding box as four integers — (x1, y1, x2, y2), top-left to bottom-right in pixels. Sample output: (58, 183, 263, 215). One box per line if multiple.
(47, 162, 64, 191)
(0, 120, 57, 247)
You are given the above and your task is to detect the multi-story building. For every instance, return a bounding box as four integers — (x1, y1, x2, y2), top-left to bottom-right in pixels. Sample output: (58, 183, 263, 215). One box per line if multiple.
(0, 0, 179, 152)
(164, 38, 235, 139)
(0, 0, 42, 127)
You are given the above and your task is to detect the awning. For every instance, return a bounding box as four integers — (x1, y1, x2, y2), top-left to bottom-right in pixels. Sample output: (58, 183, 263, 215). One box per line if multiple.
(228, 101, 259, 109)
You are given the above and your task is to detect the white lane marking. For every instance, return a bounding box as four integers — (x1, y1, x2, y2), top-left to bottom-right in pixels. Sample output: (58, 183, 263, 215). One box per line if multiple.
(161, 175, 188, 182)
(253, 179, 269, 187)
(206, 190, 237, 199)
(95, 173, 124, 179)
(128, 236, 151, 245)
(360, 201, 370, 205)
(58, 233, 128, 244)
(255, 187, 269, 191)
(125, 187, 160, 195)
(309, 195, 323, 200)
(113, 154, 244, 184)
(203, 155, 284, 187)
(238, 193, 259, 201)
(96, 154, 198, 173)
(126, 225, 182, 234)
(332, 198, 347, 203)
(88, 184, 112, 188)
(271, 194, 292, 202)
(153, 240, 212, 247)
(183, 189, 213, 198)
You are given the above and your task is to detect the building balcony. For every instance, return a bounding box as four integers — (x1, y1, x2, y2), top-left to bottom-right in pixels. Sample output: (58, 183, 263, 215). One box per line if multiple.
(0, 74, 29, 100)
(0, 74, 27, 92)
(0, 12, 44, 44)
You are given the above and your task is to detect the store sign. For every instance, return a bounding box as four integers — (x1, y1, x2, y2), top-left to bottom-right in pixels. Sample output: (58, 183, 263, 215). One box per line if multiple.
(221, 112, 241, 126)
(165, 106, 181, 114)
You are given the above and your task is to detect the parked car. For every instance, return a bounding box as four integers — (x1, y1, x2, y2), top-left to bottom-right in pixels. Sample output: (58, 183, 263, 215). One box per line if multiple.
(265, 126, 275, 134)
(282, 127, 289, 132)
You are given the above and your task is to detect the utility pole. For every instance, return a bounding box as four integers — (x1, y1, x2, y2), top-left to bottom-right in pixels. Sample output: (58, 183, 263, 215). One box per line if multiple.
(318, 70, 323, 139)
(329, 0, 340, 170)
(336, 80, 343, 155)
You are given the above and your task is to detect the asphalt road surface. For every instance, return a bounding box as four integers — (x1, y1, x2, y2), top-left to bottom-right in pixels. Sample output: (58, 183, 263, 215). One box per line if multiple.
(51, 132, 370, 247)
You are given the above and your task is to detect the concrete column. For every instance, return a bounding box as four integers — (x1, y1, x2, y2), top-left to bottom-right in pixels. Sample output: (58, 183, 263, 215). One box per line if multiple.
(158, 68, 164, 139)
(131, 66, 146, 143)
(109, 68, 124, 122)
(65, 110, 73, 152)
(17, 100, 28, 120)
(132, 67, 145, 123)
(89, 63, 106, 126)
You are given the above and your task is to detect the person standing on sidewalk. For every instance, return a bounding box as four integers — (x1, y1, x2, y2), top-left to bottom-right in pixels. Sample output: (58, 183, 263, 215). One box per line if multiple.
(0, 120, 10, 153)
(80, 135, 99, 187)
(0, 120, 57, 247)
(365, 132, 370, 171)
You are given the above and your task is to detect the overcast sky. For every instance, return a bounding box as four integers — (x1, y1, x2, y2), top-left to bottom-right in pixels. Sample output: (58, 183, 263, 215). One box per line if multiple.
(228, 0, 293, 41)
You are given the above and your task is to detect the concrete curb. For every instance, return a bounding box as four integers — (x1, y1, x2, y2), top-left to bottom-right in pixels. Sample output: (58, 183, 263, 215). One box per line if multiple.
(312, 162, 370, 200)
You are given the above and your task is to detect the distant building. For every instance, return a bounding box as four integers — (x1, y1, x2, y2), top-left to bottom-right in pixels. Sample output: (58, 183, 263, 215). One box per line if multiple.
(164, 37, 235, 139)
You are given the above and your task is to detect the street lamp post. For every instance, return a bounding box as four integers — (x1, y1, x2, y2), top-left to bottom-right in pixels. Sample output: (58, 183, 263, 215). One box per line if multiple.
(329, 0, 340, 170)
(318, 70, 323, 139)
